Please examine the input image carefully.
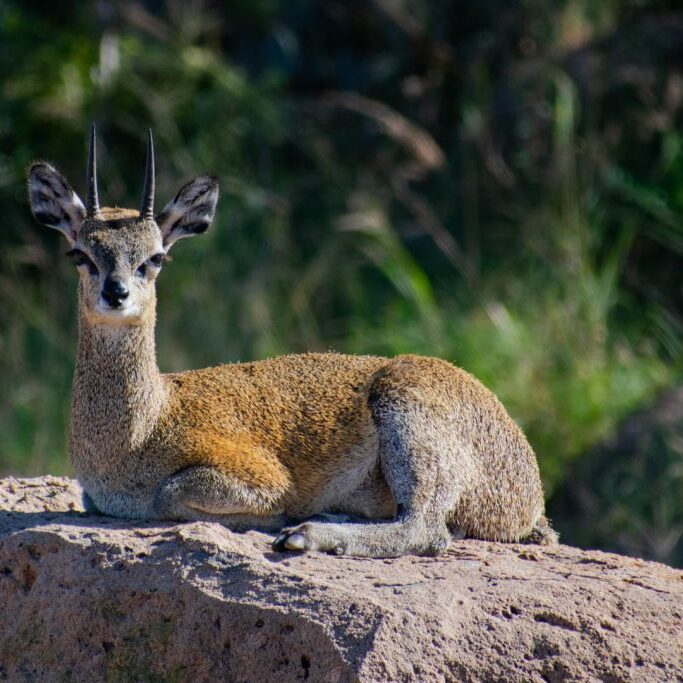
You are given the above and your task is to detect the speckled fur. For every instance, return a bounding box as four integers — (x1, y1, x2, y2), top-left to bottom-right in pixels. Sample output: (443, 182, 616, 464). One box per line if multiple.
(28, 155, 557, 557)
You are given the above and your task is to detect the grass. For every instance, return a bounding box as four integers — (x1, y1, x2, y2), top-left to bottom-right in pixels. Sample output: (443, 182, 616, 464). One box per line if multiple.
(1, 0, 683, 567)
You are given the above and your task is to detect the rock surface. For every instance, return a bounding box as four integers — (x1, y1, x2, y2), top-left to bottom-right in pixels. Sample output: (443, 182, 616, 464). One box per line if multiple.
(1, 477, 682, 682)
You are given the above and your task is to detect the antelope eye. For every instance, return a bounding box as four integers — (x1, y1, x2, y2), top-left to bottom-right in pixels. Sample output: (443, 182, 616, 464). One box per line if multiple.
(66, 249, 98, 276)
(149, 253, 166, 268)
(136, 253, 167, 277)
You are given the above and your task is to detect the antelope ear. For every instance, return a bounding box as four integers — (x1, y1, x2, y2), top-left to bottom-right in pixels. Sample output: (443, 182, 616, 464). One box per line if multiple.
(156, 175, 219, 250)
(27, 162, 86, 245)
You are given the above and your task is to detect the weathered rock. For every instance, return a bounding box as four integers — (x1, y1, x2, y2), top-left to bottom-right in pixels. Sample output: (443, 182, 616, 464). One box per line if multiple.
(0, 477, 682, 682)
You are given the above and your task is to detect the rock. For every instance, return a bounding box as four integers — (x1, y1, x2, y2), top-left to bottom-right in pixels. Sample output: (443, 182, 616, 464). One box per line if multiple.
(1, 477, 682, 682)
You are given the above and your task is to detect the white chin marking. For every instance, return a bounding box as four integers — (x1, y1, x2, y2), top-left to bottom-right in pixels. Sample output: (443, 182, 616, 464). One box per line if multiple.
(93, 302, 142, 323)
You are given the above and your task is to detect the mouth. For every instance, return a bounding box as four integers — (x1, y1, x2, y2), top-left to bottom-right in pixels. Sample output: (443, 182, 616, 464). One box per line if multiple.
(92, 298, 142, 323)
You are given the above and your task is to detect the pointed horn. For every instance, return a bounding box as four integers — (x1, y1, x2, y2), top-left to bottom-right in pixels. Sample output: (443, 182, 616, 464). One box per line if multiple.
(140, 129, 155, 220)
(86, 123, 100, 218)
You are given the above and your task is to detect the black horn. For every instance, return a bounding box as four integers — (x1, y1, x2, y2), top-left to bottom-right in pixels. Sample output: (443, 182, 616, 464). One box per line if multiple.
(86, 123, 100, 219)
(140, 129, 155, 220)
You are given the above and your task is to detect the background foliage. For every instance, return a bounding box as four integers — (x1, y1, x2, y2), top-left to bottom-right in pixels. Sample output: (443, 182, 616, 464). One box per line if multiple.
(1, 0, 682, 565)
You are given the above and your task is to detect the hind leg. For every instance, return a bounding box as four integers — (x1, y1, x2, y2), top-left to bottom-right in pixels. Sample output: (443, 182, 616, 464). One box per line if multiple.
(275, 362, 460, 557)
(273, 510, 450, 557)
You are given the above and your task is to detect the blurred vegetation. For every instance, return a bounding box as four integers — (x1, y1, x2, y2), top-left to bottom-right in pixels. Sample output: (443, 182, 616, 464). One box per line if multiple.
(551, 385, 683, 566)
(1, 0, 682, 564)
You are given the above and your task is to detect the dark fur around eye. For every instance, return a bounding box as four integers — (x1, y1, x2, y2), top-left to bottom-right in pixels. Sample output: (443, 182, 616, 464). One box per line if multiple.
(137, 253, 169, 277)
(149, 253, 168, 268)
(66, 249, 98, 276)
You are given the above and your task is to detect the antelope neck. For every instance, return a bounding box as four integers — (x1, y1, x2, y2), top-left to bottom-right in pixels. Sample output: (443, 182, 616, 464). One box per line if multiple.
(72, 303, 167, 450)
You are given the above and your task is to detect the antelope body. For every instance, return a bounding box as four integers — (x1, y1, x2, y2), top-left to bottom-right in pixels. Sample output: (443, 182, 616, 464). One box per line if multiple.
(27, 127, 556, 557)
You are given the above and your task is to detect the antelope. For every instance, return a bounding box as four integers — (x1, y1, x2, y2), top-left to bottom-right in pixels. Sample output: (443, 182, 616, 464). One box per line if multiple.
(27, 126, 556, 557)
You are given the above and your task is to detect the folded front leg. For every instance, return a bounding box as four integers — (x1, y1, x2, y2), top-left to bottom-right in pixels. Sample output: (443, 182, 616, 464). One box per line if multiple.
(154, 465, 289, 531)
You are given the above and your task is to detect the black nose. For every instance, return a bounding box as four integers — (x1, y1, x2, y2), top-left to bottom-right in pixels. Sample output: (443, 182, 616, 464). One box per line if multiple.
(101, 276, 129, 308)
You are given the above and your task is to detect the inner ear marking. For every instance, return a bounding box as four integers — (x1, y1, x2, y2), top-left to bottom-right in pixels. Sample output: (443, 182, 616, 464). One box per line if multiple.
(27, 161, 86, 244)
(157, 174, 219, 249)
